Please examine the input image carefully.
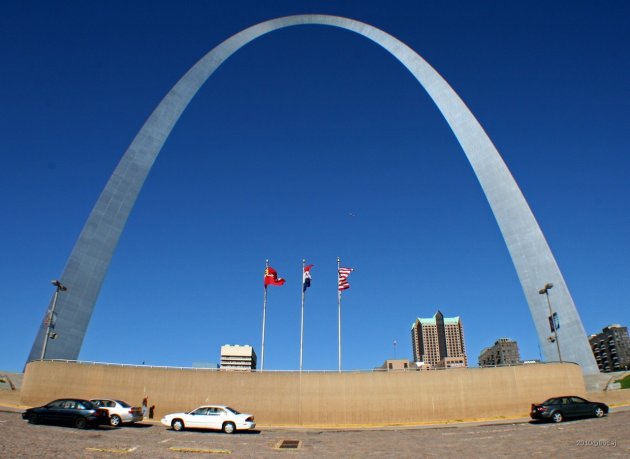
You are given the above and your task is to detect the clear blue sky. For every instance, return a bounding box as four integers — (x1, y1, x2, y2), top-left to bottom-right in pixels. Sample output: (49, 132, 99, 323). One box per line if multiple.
(1, 1, 628, 372)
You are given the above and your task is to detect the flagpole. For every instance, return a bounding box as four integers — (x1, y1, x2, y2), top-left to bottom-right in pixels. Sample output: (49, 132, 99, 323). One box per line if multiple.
(261, 259, 268, 371)
(300, 259, 305, 372)
(337, 256, 342, 372)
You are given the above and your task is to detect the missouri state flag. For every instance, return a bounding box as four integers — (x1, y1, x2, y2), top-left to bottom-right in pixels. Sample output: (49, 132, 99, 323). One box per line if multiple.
(264, 266, 285, 287)
(303, 264, 314, 292)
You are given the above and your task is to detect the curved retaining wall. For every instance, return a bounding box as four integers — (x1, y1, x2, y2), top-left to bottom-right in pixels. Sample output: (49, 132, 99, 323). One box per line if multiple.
(22, 361, 586, 426)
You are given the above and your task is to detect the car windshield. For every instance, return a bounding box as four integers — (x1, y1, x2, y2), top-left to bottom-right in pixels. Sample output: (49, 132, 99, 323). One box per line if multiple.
(46, 400, 65, 409)
(225, 407, 240, 415)
(116, 400, 131, 408)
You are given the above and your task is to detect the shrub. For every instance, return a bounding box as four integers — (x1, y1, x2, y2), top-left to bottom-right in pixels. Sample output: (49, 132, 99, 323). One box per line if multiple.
(615, 374, 630, 389)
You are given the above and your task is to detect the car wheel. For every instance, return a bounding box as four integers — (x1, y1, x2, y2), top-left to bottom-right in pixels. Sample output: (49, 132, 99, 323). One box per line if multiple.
(110, 414, 122, 427)
(594, 407, 605, 418)
(171, 419, 185, 431)
(551, 411, 563, 423)
(75, 416, 88, 429)
(222, 422, 236, 434)
(28, 413, 39, 425)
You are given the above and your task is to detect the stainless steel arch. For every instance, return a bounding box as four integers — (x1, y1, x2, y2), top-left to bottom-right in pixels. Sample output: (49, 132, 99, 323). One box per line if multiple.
(27, 14, 599, 373)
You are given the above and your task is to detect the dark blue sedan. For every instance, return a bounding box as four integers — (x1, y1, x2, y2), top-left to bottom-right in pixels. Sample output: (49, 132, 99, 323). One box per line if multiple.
(530, 396, 608, 423)
(22, 398, 110, 429)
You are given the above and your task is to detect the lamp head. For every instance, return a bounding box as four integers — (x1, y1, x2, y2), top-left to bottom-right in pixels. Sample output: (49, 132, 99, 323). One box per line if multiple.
(51, 280, 67, 291)
(539, 283, 554, 294)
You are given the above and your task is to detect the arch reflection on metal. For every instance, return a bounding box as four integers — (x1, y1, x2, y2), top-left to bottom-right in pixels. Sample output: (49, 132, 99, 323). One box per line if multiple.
(27, 14, 599, 374)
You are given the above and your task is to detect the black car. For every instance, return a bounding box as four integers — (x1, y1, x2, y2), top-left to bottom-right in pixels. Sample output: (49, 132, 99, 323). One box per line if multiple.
(530, 396, 608, 423)
(22, 398, 110, 429)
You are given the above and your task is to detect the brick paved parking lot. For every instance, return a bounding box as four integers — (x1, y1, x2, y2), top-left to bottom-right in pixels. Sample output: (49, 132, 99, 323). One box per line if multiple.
(0, 409, 628, 458)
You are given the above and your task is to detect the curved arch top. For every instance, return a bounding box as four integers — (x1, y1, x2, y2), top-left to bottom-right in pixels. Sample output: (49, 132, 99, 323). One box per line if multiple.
(27, 14, 598, 374)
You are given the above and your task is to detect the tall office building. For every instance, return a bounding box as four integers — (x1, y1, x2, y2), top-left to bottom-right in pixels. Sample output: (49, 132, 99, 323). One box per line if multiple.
(220, 345, 257, 371)
(589, 325, 630, 372)
(411, 311, 468, 368)
(478, 338, 521, 367)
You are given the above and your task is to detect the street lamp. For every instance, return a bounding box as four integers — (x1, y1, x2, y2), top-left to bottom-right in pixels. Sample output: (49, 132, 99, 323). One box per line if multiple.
(538, 283, 562, 362)
(40, 280, 67, 360)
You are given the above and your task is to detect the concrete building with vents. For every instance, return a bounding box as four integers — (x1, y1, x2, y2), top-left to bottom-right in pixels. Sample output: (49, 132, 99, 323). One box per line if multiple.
(411, 311, 468, 368)
(220, 345, 257, 371)
(478, 338, 521, 367)
(589, 325, 630, 372)
(376, 359, 412, 371)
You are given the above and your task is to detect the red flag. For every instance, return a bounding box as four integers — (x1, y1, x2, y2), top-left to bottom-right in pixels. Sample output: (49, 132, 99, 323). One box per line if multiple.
(264, 266, 285, 287)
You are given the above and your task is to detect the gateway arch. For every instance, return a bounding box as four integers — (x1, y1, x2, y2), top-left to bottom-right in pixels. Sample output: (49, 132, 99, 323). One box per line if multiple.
(27, 14, 599, 374)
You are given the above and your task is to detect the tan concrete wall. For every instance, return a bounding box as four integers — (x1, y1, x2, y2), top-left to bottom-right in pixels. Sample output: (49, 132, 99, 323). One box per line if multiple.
(0, 389, 21, 407)
(586, 390, 630, 407)
(21, 361, 587, 426)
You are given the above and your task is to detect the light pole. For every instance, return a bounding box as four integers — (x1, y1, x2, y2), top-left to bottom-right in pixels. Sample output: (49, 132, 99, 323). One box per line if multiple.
(539, 283, 562, 362)
(40, 280, 67, 360)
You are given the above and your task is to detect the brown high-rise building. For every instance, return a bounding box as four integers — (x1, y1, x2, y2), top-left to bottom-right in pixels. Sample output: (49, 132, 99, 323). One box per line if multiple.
(589, 324, 630, 372)
(478, 338, 521, 367)
(411, 311, 467, 367)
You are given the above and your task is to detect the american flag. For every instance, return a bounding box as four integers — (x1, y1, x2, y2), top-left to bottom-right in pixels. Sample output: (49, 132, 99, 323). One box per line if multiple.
(338, 267, 353, 291)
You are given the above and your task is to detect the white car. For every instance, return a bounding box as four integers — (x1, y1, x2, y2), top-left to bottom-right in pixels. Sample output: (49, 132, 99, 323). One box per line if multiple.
(90, 399, 143, 426)
(161, 405, 256, 433)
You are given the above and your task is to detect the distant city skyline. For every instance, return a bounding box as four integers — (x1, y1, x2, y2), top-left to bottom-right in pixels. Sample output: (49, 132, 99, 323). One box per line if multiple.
(1, 1, 628, 372)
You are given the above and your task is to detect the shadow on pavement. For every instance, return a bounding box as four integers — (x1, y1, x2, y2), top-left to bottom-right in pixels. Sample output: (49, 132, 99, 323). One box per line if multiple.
(168, 428, 262, 435)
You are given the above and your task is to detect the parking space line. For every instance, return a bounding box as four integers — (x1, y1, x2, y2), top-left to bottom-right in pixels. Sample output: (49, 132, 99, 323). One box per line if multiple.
(169, 446, 231, 454)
